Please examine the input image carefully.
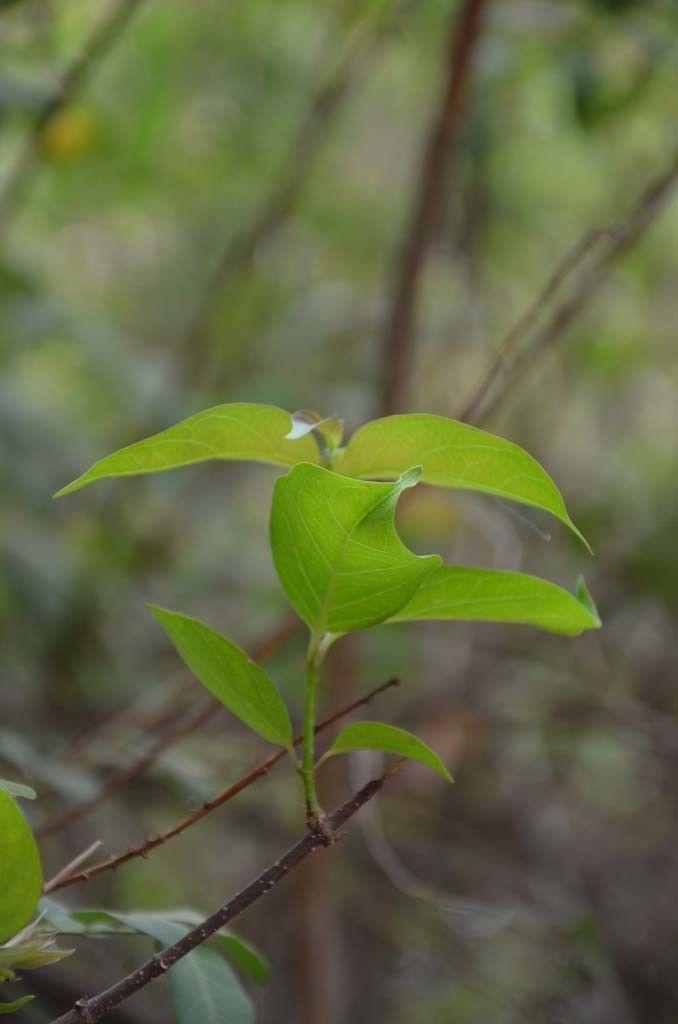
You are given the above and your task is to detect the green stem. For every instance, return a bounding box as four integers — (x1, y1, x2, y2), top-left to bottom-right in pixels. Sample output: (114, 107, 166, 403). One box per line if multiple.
(301, 637, 322, 824)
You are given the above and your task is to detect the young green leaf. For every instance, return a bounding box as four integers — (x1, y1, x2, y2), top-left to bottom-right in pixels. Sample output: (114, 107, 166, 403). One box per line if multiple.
(149, 606, 293, 749)
(55, 403, 319, 497)
(335, 414, 588, 547)
(321, 721, 452, 782)
(270, 463, 441, 635)
(388, 566, 601, 636)
(0, 789, 43, 943)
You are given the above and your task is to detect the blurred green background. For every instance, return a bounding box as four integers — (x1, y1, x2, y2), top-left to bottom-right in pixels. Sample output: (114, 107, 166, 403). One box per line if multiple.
(2, 0, 678, 1021)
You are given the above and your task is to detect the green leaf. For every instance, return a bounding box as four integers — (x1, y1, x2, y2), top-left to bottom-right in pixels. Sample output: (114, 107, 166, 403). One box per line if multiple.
(0, 782, 36, 801)
(215, 934, 269, 985)
(38, 899, 88, 936)
(336, 414, 588, 547)
(0, 790, 42, 943)
(322, 721, 452, 782)
(61, 905, 268, 984)
(0, 997, 34, 1014)
(149, 606, 293, 749)
(105, 914, 253, 1024)
(55, 403, 319, 497)
(139, 910, 269, 984)
(388, 566, 601, 636)
(270, 463, 441, 635)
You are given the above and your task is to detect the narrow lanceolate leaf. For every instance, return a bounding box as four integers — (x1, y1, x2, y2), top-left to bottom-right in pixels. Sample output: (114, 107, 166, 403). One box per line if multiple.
(149, 607, 293, 749)
(322, 722, 452, 782)
(270, 463, 441, 635)
(54, 403, 319, 497)
(107, 914, 253, 1024)
(336, 414, 588, 547)
(388, 566, 601, 636)
(0, 790, 42, 943)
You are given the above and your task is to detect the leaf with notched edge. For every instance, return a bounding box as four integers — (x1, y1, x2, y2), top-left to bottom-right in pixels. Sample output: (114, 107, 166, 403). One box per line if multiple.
(270, 463, 441, 635)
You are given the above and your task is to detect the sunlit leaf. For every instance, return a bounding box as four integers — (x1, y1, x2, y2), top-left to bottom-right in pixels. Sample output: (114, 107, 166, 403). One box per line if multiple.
(322, 721, 452, 781)
(0, 789, 42, 943)
(336, 414, 588, 547)
(388, 566, 601, 636)
(149, 606, 292, 749)
(270, 463, 441, 635)
(55, 403, 319, 497)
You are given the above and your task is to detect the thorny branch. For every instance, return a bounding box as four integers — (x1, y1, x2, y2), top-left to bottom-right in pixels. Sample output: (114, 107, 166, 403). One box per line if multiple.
(43, 678, 399, 892)
(50, 762, 406, 1024)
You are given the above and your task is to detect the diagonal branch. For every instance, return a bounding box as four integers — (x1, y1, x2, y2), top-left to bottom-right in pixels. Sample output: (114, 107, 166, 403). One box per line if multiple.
(457, 225, 614, 424)
(50, 761, 405, 1024)
(43, 678, 399, 892)
(460, 150, 678, 426)
(36, 616, 300, 839)
(379, 0, 491, 416)
(0, 0, 144, 235)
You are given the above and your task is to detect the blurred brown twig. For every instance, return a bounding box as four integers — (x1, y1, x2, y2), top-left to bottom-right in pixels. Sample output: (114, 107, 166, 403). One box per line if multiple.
(459, 151, 678, 425)
(184, 0, 421, 392)
(379, 0, 491, 416)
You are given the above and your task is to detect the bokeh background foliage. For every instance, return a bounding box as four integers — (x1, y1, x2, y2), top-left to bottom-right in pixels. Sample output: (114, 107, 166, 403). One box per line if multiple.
(1, 0, 678, 1021)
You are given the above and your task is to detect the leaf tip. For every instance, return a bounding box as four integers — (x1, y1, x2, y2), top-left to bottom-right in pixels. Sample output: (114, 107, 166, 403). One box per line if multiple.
(53, 480, 78, 499)
(576, 576, 601, 628)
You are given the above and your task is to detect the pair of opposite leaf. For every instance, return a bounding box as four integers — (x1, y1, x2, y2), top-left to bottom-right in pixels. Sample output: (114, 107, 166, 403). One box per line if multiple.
(56, 403, 601, 786)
